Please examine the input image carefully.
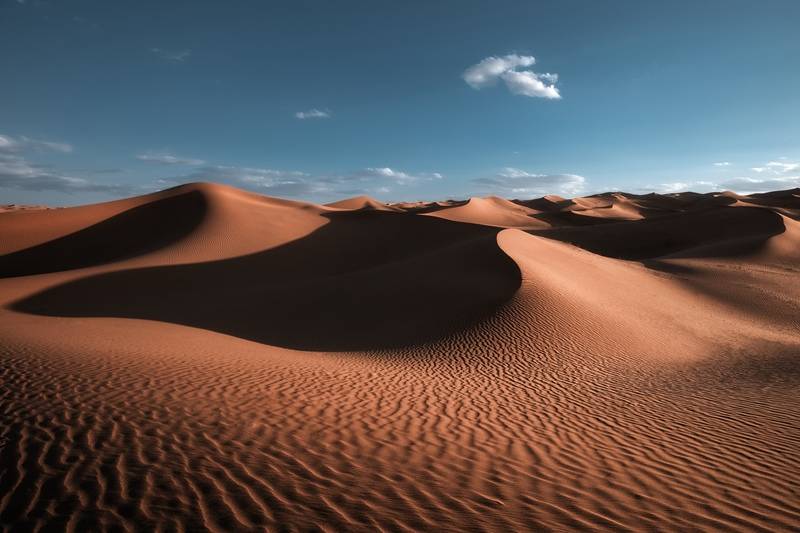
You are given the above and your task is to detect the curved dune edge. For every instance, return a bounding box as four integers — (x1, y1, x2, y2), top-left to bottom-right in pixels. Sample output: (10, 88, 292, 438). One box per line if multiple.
(764, 214, 800, 262)
(6, 195, 522, 351)
(0, 182, 331, 268)
(495, 229, 796, 364)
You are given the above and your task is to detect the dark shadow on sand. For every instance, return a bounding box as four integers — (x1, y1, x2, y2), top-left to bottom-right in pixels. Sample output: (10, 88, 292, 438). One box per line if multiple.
(11, 210, 522, 351)
(530, 206, 785, 261)
(0, 191, 208, 278)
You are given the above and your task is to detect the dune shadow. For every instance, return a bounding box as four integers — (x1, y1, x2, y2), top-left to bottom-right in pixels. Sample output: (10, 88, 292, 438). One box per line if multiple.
(640, 260, 699, 275)
(531, 211, 622, 227)
(0, 191, 208, 278)
(11, 210, 522, 351)
(531, 206, 786, 261)
(393, 200, 470, 215)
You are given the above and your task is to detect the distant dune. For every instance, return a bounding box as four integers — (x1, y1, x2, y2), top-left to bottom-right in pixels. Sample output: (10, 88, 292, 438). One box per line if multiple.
(1, 182, 799, 531)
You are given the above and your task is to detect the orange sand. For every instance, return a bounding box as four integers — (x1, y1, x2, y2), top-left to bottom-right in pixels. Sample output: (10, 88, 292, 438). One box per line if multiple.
(1, 183, 799, 531)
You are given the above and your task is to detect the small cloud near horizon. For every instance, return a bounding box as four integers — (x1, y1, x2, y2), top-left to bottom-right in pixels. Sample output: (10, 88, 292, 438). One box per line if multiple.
(713, 161, 731, 166)
(463, 54, 561, 99)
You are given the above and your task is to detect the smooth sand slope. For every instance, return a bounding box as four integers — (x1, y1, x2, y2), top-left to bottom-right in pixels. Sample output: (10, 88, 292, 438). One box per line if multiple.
(1, 183, 799, 531)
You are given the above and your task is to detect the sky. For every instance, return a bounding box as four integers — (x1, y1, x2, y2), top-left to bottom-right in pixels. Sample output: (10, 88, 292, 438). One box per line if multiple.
(1, 0, 799, 205)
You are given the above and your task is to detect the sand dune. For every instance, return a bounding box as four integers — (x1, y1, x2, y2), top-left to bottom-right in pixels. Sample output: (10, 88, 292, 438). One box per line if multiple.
(425, 196, 550, 229)
(1, 183, 799, 531)
(325, 194, 402, 212)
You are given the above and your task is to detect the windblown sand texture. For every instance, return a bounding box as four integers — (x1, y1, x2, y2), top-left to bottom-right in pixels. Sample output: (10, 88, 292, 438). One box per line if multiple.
(1, 182, 799, 531)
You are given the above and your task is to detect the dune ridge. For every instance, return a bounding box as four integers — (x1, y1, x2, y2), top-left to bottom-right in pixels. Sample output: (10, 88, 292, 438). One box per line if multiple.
(1, 183, 799, 531)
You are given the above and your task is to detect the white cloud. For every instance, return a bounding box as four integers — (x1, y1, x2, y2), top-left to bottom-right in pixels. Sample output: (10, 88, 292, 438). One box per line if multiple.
(656, 181, 717, 193)
(499, 70, 561, 99)
(766, 160, 799, 173)
(137, 152, 205, 165)
(463, 54, 561, 99)
(150, 48, 191, 62)
(463, 55, 535, 88)
(713, 161, 731, 167)
(751, 159, 798, 175)
(295, 109, 331, 120)
(345, 167, 442, 185)
(474, 167, 584, 196)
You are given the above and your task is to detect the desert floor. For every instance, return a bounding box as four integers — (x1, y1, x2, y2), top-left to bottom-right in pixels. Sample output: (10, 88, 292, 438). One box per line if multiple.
(1, 183, 799, 531)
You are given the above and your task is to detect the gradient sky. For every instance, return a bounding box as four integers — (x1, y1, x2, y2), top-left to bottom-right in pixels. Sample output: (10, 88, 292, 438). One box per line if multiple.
(2, 0, 799, 205)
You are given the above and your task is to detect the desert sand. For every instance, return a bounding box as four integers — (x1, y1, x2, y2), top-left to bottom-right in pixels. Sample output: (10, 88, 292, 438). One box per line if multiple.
(1, 182, 799, 531)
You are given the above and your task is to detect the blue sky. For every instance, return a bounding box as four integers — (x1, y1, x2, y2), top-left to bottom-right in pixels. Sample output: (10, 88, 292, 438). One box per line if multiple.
(1, 0, 799, 205)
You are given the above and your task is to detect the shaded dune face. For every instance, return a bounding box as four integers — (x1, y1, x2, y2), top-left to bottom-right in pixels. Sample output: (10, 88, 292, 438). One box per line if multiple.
(0, 191, 208, 278)
(536, 205, 787, 260)
(11, 210, 521, 351)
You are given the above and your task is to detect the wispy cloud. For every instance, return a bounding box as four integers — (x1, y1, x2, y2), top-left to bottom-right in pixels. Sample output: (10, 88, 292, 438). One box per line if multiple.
(342, 167, 442, 185)
(752, 160, 799, 173)
(0, 156, 135, 195)
(0, 134, 72, 154)
(137, 152, 205, 165)
(162, 165, 317, 197)
(0, 133, 134, 195)
(654, 157, 800, 194)
(719, 176, 799, 193)
(765, 160, 798, 173)
(295, 109, 331, 120)
(727, 158, 800, 191)
(473, 167, 584, 196)
(653, 158, 800, 194)
(463, 54, 561, 99)
(161, 164, 441, 198)
(150, 48, 191, 62)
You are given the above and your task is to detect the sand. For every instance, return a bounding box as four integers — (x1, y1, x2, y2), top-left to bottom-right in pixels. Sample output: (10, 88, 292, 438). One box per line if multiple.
(1, 182, 799, 531)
